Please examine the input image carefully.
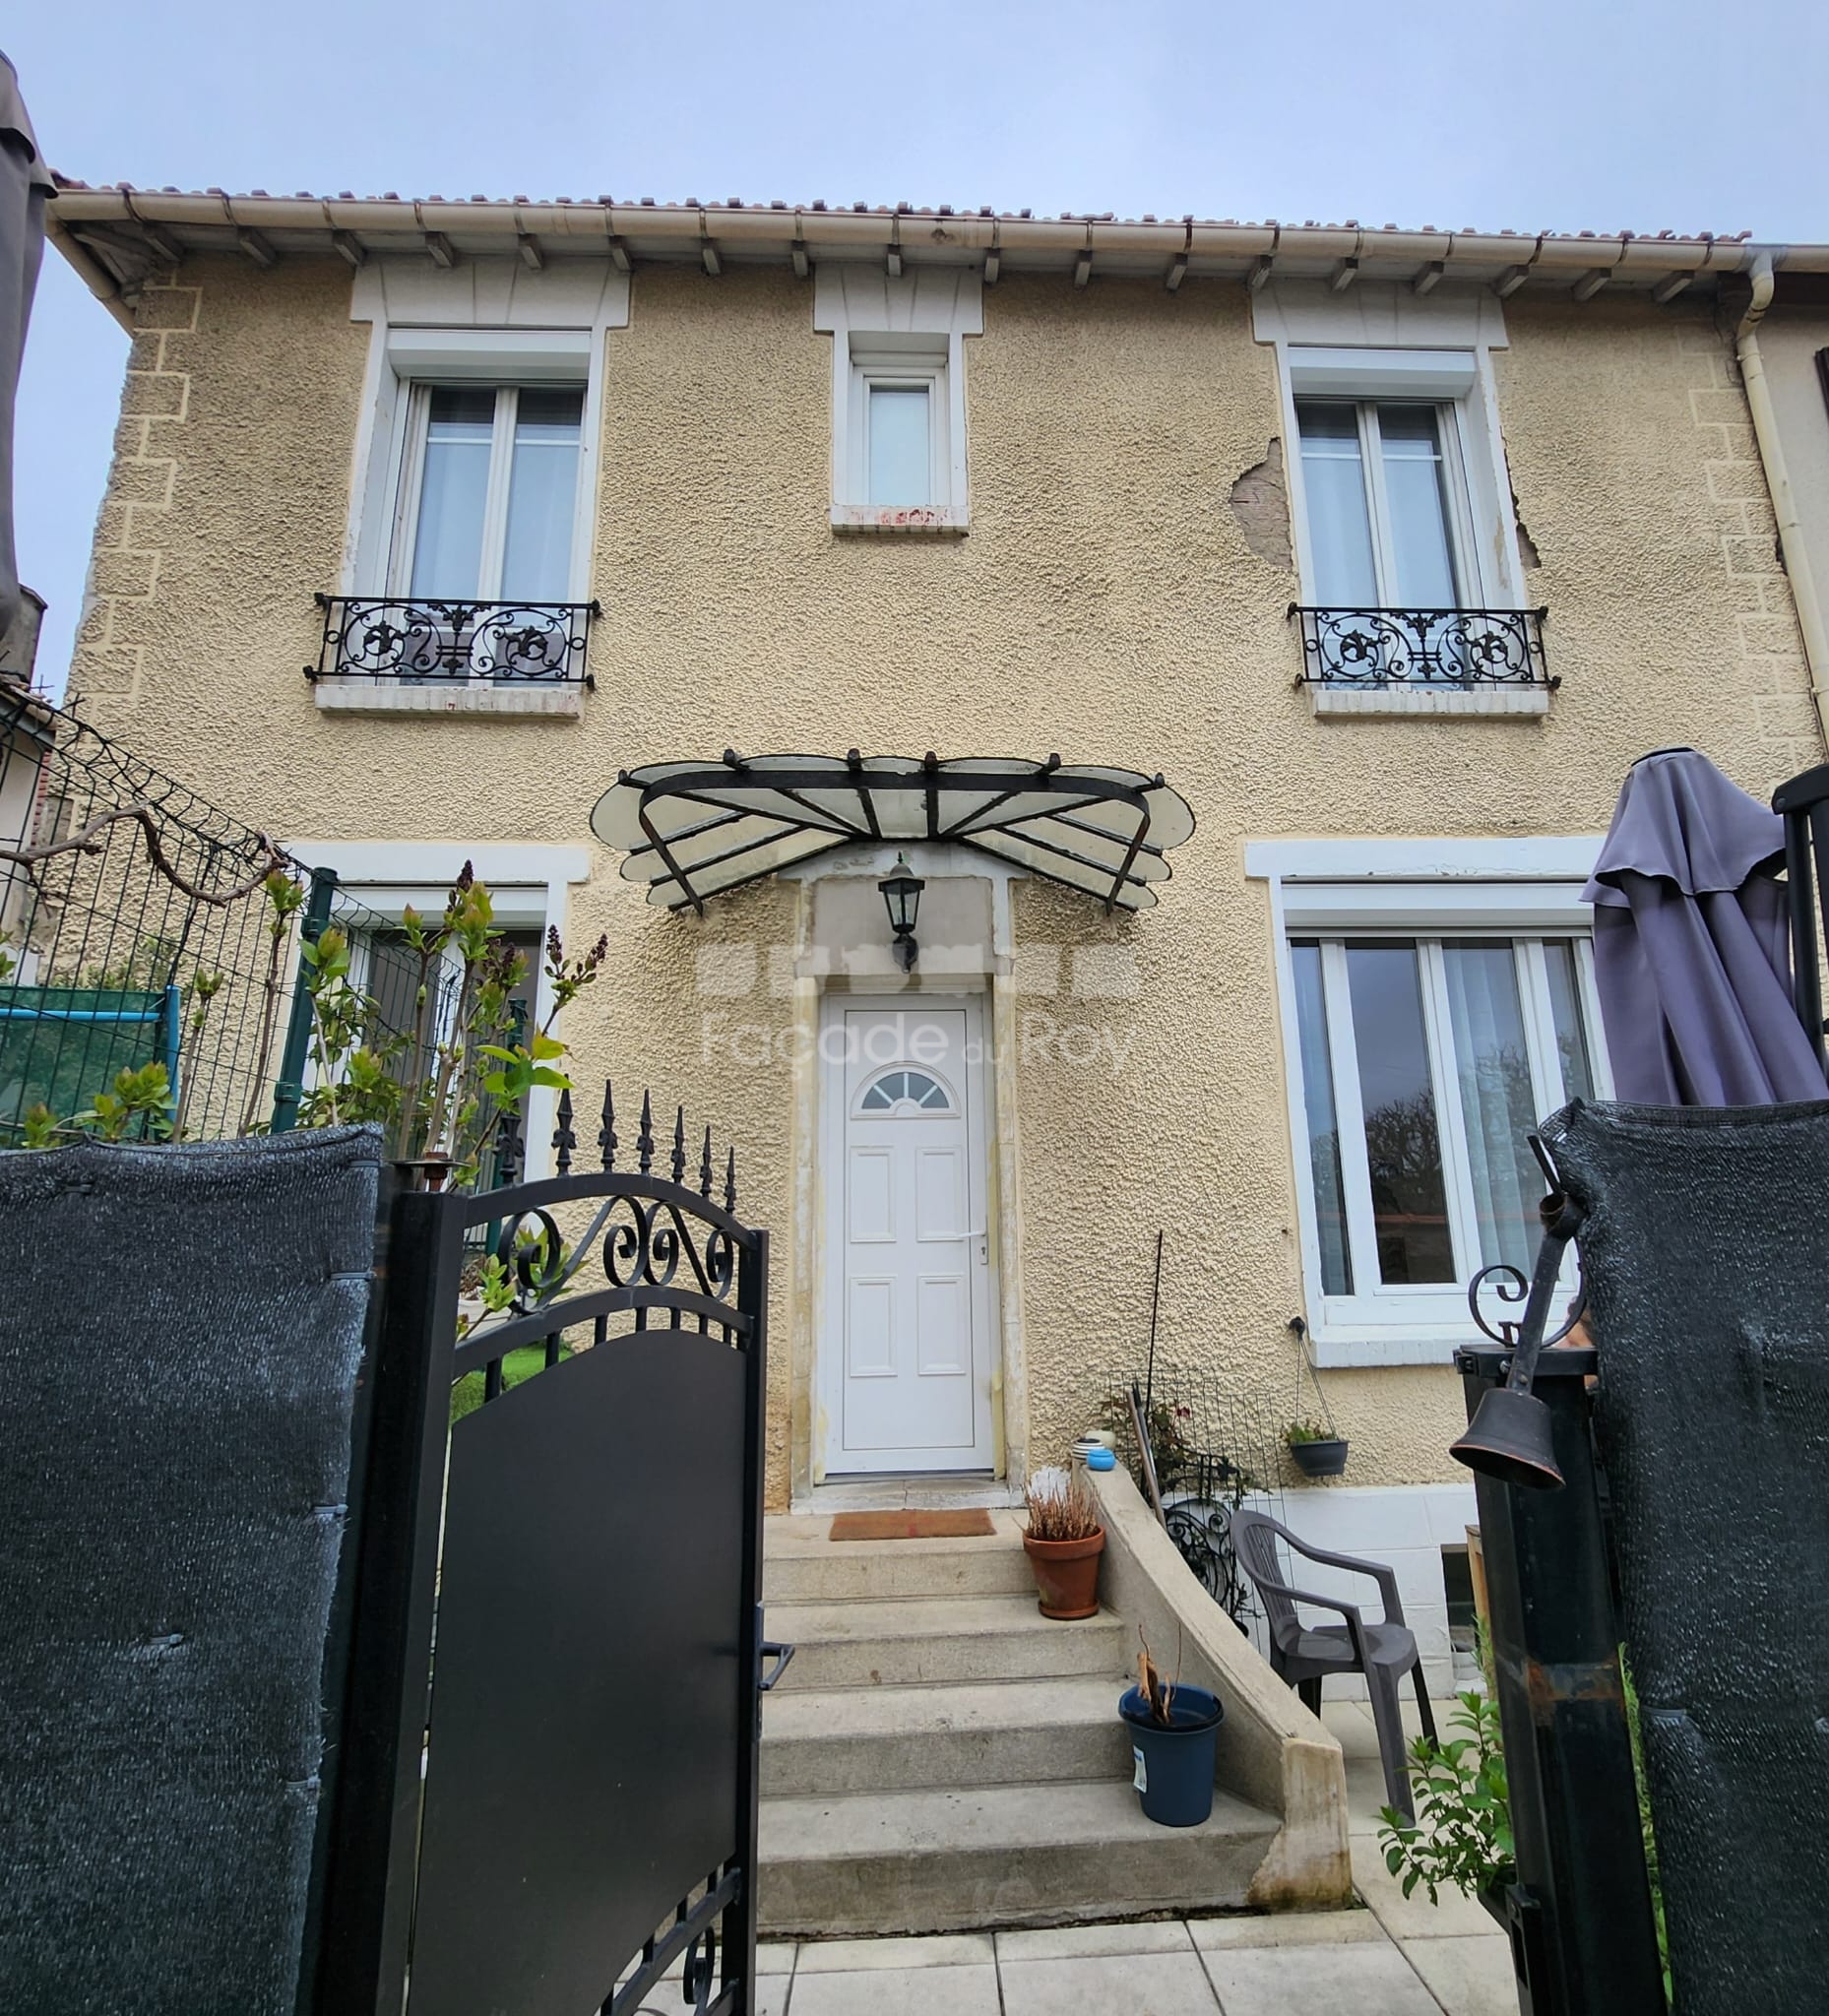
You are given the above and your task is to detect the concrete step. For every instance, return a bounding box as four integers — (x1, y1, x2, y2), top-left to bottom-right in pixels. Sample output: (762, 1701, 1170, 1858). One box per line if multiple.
(765, 1594, 1124, 1691)
(762, 1674, 1131, 1795)
(757, 1778, 1279, 1936)
(763, 1531, 1034, 1605)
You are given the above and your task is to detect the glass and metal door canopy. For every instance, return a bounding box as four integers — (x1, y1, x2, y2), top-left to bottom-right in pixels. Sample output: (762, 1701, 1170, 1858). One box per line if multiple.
(589, 752, 1197, 914)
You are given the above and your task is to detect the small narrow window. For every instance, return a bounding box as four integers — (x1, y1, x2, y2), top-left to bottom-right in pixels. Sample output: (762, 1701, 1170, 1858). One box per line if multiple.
(844, 339, 950, 519)
(867, 385, 933, 507)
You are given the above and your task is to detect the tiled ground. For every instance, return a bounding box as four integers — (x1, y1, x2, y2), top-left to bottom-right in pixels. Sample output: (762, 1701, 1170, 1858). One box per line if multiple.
(636, 1699, 1520, 2015)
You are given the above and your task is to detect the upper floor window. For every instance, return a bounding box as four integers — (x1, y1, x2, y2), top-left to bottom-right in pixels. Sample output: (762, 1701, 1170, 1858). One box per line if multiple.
(394, 383, 586, 603)
(1278, 344, 1546, 705)
(1296, 398, 1472, 609)
(814, 267, 980, 534)
(845, 338, 953, 518)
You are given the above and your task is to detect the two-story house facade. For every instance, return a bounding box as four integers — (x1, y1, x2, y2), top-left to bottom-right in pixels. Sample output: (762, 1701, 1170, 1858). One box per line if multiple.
(46, 188, 1827, 1670)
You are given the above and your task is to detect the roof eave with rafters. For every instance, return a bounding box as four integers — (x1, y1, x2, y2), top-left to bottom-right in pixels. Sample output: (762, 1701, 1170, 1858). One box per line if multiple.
(44, 178, 1809, 330)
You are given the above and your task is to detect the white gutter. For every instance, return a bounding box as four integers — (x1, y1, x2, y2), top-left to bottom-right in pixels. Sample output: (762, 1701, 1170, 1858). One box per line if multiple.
(46, 185, 1819, 284)
(1736, 249, 1829, 753)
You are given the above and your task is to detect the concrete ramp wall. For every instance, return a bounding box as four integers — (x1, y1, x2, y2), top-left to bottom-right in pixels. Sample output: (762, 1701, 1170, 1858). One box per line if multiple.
(1087, 1464, 1353, 1911)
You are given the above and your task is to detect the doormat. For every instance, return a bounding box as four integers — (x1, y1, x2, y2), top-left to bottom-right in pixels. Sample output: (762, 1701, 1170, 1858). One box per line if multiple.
(828, 1509, 996, 1542)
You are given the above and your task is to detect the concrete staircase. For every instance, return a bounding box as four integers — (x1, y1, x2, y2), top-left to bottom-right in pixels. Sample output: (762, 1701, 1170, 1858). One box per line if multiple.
(758, 1511, 1280, 1937)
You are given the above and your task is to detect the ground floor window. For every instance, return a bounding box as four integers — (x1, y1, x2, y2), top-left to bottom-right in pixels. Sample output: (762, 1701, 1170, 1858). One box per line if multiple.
(360, 924, 542, 1186)
(1291, 931, 1607, 1333)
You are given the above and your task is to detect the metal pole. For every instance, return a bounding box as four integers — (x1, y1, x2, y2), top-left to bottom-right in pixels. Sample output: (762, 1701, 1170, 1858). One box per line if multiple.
(309, 1168, 464, 2016)
(1143, 1228, 1164, 1420)
(730, 1227, 770, 2011)
(159, 982, 181, 1119)
(270, 867, 336, 1133)
(481, 997, 528, 1257)
(1456, 1342, 1664, 2016)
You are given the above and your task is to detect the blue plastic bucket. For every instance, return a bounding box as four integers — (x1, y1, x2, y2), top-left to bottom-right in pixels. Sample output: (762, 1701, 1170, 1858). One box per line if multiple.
(1118, 1683, 1224, 1827)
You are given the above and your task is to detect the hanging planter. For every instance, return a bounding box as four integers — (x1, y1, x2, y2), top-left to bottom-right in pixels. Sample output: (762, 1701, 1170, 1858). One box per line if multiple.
(1286, 1424, 1351, 1479)
(1286, 1315, 1348, 1482)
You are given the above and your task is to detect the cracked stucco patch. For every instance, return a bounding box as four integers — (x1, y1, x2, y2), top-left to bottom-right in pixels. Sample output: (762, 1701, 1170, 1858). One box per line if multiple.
(1229, 437, 1293, 571)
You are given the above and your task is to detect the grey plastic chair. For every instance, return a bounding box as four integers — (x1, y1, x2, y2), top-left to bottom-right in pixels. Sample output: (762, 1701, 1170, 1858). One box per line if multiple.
(1230, 1507, 1437, 1820)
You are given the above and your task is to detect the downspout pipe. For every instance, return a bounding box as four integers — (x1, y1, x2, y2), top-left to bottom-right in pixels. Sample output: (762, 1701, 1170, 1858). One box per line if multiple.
(1736, 248, 1829, 753)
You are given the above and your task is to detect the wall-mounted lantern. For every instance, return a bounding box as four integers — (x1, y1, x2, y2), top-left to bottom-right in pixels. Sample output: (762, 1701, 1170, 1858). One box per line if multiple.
(877, 852, 924, 973)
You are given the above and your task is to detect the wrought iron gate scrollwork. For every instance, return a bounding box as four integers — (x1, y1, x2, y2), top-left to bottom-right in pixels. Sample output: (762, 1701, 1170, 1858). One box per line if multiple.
(319, 1078, 773, 2016)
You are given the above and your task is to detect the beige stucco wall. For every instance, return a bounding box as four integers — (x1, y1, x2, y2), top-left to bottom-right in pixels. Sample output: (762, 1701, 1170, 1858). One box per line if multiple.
(67, 255, 1821, 1509)
(1760, 304, 1829, 661)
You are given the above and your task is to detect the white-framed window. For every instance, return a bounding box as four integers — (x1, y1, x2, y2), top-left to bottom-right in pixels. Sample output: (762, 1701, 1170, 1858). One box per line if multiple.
(814, 267, 980, 533)
(1248, 837, 1612, 1364)
(1279, 346, 1518, 609)
(280, 842, 593, 1178)
(1292, 930, 1606, 1316)
(1294, 397, 1478, 609)
(391, 382, 586, 603)
(851, 344, 949, 510)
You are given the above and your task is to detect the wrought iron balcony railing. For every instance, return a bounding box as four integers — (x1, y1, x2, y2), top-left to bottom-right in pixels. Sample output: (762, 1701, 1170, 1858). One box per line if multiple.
(309, 596, 599, 687)
(1291, 604, 1551, 689)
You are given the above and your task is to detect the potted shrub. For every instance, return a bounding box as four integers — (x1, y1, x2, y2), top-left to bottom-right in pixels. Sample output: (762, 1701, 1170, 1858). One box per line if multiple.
(1286, 1418, 1350, 1480)
(1378, 1680, 1513, 1925)
(1021, 1465, 1105, 1619)
(1118, 1633, 1225, 1828)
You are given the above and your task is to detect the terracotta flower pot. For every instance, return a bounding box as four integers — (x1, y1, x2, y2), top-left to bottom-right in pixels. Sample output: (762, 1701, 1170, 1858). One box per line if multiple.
(1023, 1527, 1105, 1619)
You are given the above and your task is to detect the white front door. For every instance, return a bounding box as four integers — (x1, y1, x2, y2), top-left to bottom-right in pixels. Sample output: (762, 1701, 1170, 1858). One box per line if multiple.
(820, 998, 995, 1476)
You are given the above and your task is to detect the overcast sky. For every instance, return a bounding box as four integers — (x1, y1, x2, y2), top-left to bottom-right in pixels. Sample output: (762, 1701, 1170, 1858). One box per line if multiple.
(8, 0, 1826, 693)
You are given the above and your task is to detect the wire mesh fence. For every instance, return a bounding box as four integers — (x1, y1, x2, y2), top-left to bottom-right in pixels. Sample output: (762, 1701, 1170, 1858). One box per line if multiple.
(0, 687, 473, 1150)
(1098, 1361, 1293, 1633)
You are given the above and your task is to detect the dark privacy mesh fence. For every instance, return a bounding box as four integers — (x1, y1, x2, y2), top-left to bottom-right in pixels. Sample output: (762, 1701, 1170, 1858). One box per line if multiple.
(0, 1127, 381, 2014)
(1542, 1096, 1829, 2015)
(0, 689, 464, 1144)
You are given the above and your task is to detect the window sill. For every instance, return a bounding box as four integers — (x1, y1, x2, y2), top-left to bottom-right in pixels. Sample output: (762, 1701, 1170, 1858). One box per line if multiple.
(830, 505, 968, 536)
(1306, 683, 1550, 721)
(311, 678, 585, 721)
(1311, 1331, 1470, 1369)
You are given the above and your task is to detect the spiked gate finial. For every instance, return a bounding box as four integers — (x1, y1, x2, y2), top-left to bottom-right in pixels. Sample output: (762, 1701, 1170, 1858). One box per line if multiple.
(598, 1079, 617, 1169)
(552, 1088, 576, 1174)
(495, 1105, 523, 1187)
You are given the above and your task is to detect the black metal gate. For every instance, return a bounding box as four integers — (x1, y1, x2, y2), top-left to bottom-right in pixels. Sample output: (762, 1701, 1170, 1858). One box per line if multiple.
(315, 1089, 778, 2016)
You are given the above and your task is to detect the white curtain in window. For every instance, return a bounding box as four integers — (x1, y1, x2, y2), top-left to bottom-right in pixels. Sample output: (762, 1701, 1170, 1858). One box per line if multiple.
(1296, 403, 1378, 603)
(1442, 943, 1543, 1274)
(410, 388, 494, 598)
